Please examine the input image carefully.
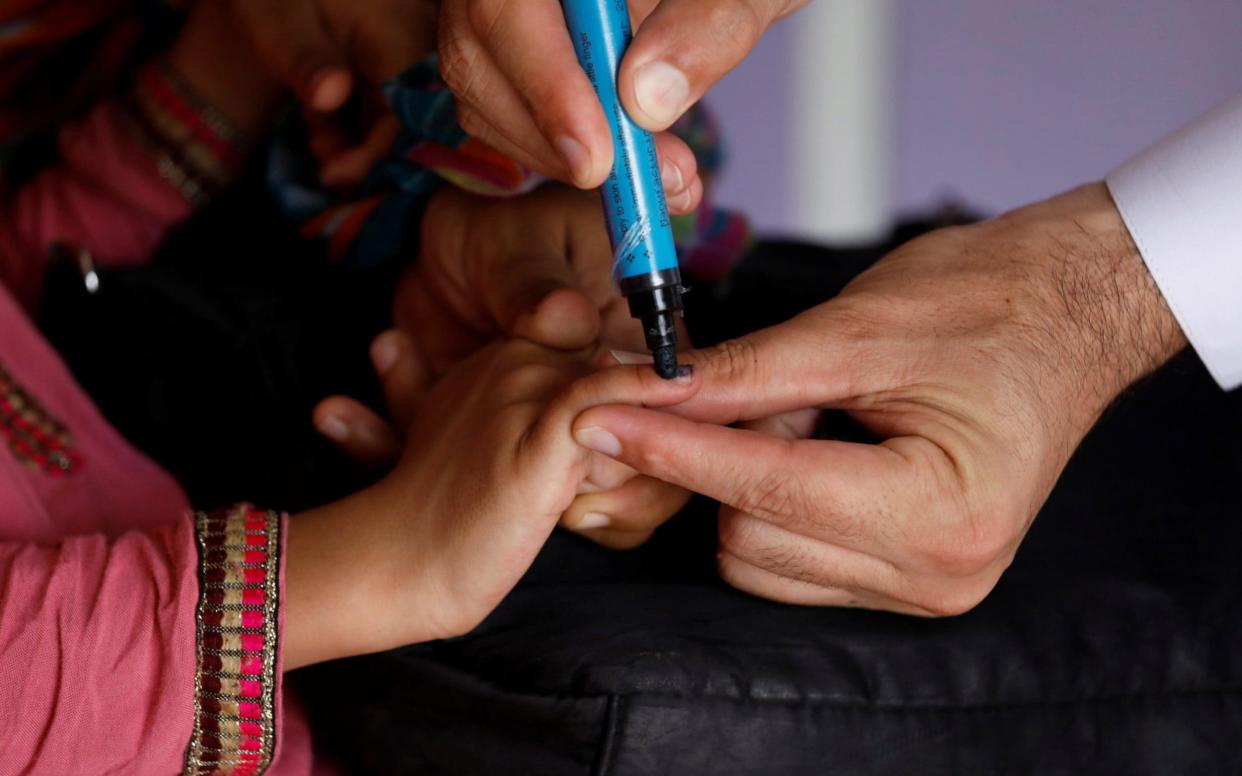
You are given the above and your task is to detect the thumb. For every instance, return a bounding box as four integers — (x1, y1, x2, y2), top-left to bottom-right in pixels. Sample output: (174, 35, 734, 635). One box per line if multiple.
(572, 406, 805, 519)
(619, 0, 804, 131)
(369, 329, 431, 431)
(313, 396, 400, 467)
(493, 258, 601, 351)
(572, 403, 911, 552)
(232, 0, 352, 111)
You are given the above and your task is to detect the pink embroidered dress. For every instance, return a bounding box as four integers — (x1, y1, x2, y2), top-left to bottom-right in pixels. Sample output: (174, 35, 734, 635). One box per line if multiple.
(0, 91, 322, 776)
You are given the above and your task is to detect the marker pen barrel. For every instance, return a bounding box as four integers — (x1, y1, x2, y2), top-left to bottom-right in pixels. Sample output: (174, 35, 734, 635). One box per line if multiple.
(562, 0, 684, 379)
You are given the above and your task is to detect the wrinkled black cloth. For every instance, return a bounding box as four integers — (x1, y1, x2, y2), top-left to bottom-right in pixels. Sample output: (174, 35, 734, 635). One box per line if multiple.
(300, 244, 1242, 776)
(39, 202, 1242, 775)
(40, 186, 394, 510)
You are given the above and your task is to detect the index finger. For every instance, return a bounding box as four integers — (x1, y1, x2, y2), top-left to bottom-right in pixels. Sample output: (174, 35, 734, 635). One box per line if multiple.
(445, 0, 613, 187)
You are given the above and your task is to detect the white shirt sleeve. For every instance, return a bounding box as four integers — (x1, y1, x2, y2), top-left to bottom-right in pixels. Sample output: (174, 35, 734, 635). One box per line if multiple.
(1106, 91, 1242, 391)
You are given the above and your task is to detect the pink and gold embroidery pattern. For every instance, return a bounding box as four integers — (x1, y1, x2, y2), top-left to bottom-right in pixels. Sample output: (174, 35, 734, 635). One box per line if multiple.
(122, 59, 248, 206)
(0, 362, 81, 475)
(185, 506, 281, 776)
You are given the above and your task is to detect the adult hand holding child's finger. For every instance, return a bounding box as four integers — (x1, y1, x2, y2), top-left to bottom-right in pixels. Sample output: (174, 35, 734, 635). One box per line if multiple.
(562, 183, 1188, 615)
(319, 185, 696, 536)
(314, 337, 696, 549)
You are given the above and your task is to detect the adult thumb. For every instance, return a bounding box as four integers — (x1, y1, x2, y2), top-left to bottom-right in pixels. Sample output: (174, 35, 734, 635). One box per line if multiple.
(618, 0, 805, 131)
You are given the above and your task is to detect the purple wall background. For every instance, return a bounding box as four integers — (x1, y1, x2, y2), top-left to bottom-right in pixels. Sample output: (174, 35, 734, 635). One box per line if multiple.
(706, 0, 1242, 235)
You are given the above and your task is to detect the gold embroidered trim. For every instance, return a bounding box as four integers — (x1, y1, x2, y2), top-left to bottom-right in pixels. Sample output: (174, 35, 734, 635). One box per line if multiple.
(0, 362, 80, 475)
(184, 506, 281, 776)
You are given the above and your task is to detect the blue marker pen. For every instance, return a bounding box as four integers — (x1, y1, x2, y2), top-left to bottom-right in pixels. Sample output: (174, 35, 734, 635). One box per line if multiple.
(562, 0, 684, 379)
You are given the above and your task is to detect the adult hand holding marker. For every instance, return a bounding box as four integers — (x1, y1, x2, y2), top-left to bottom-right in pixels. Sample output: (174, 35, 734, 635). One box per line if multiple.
(563, 0, 688, 378)
(437, 0, 806, 196)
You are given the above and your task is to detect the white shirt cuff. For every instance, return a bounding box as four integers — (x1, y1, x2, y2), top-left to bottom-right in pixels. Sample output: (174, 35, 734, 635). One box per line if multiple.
(1106, 91, 1242, 391)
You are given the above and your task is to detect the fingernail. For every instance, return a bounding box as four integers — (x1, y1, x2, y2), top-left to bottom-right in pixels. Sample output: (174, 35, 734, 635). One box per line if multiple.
(669, 187, 695, 213)
(675, 364, 695, 383)
(610, 349, 655, 365)
(370, 336, 399, 376)
(556, 134, 592, 187)
(660, 160, 685, 196)
(310, 69, 351, 112)
(633, 60, 690, 128)
(577, 512, 611, 530)
(317, 414, 350, 443)
(575, 426, 622, 457)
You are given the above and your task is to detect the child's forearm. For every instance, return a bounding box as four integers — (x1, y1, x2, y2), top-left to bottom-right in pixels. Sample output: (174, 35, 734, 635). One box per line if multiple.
(283, 481, 455, 671)
(284, 489, 403, 670)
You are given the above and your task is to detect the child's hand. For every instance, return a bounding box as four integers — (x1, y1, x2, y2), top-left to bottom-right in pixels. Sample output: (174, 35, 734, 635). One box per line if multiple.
(314, 185, 697, 562)
(313, 331, 693, 555)
(288, 338, 700, 667)
(226, 0, 435, 115)
(312, 330, 430, 467)
(289, 335, 698, 667)
(372, 337, 594, 641)
(396, 184, 692, 377)
(168, 0, 435, 188)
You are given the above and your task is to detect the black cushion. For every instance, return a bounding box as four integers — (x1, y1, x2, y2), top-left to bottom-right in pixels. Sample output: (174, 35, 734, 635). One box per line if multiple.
(301, 240, 1242, 775)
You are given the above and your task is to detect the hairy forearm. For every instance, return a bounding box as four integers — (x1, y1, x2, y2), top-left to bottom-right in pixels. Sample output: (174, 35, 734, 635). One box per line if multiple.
(1004, 183, 1188, 428)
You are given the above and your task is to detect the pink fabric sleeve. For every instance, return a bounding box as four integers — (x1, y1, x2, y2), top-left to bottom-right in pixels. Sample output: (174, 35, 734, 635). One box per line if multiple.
(0, 102, 192, 311)
(0, 507, 286, 774)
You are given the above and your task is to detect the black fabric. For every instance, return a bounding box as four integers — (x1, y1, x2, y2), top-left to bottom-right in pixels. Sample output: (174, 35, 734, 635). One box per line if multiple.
(38, 200, 1242, 774)
(300, 245, 1242, 776)
(40, 185, 394, 510)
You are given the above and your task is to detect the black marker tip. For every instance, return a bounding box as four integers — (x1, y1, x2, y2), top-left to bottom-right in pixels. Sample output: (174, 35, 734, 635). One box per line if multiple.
(653, 345, 679, 380)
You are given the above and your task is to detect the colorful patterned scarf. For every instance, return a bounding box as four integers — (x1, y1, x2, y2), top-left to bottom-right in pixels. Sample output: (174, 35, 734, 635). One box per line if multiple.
(273, 56, 752, 282)
(1, 7, 751, 283)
